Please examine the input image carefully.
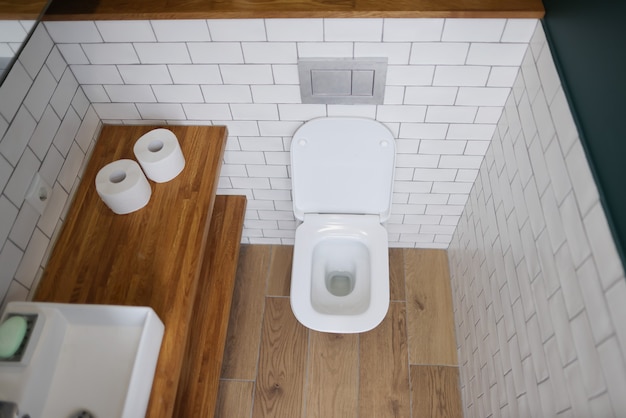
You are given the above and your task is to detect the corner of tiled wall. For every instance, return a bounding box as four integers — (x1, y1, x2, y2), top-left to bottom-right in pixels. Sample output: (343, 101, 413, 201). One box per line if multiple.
(0, 23, 102, 310)
(43, 17, 539, 248)
(448, 22, 626, 417)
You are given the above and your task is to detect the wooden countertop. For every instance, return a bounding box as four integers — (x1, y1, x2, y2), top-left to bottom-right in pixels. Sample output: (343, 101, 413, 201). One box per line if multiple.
(34, 124, 228, 418)
(0, 0, 49, 19)
(43, 0, 544, 20)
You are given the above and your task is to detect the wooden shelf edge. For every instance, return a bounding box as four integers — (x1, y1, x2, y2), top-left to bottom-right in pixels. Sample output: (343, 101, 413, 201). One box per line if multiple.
(42, 0, 545, 20)
(43, 10, 544, 20)
(171, 195, 247, 418)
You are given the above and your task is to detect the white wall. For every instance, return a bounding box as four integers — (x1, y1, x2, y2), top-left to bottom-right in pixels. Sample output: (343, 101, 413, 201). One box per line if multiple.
(2, 18, 626, 418)
(0, 20, 36, 73)
(0, 24, 101, 309)
(42, 17, 538, 247)
(449, 23, 626, 417)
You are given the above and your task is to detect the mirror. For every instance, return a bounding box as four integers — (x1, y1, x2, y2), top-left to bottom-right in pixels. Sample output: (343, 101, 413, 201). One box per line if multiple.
(0, 0, 52, 84)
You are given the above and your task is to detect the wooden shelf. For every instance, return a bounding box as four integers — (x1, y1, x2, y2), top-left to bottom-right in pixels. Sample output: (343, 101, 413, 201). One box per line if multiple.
(0, 0, 49, 19)
(174, 194, 246, 417)
(33, 125, 241, 418)
(43, 0, 544, 20)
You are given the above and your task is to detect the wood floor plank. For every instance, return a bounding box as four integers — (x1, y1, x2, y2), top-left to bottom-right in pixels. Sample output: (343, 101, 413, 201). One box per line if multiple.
(221, 245, 271, 380)
(410, 365, 462, 418)
(253, 297, 308, 418)
(389, 248, 406, 301)
(266, 245, 293, 297)
(214, 380, 255, 418)
(405, 249, 458, 365)
(218, 245, 462, 418)
(305, 332, 359, 418)
(359, 302, 411, 418)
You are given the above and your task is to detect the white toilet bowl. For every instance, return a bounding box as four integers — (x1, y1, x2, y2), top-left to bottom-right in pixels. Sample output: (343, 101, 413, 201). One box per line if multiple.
(289, 117, 396, 333)
(291, 214, 389, 333)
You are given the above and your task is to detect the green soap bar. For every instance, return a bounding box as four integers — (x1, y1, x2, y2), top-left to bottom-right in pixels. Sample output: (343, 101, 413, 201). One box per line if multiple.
(0, 316, 27, 358)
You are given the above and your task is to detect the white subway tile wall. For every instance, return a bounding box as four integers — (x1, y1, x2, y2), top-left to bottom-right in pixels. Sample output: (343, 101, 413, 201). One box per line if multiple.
(0, 24, 101, 309)
(4, 28, 626, 417)
(448, 24, 626, 417)
(37, 17, 539, 247)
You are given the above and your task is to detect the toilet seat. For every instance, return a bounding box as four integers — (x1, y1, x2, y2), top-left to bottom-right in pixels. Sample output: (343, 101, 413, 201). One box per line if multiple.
(291, 214, 389, 333)
(290, 117, 395, 222)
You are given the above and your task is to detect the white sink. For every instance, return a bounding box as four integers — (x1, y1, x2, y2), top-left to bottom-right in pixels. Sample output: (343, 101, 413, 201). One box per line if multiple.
(0, 302, 164, 418)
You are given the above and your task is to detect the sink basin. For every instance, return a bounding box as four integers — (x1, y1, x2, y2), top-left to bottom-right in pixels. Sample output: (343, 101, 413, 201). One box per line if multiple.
(0, 302, 164, 418)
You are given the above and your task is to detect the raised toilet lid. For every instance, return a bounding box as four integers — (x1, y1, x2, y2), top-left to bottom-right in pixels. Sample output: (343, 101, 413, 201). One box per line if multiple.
(291, 117, 396, 222)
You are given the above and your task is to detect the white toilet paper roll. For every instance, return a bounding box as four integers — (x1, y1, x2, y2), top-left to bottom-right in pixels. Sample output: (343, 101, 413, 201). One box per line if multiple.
(95, 159, 152, 214)
(133, 128, 186, 183)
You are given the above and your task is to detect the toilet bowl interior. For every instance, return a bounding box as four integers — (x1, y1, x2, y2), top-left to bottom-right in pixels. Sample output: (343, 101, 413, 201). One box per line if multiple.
(310, 237, 371, 315)
(326, 271, 354, 297)
(289, 213, 391, 333)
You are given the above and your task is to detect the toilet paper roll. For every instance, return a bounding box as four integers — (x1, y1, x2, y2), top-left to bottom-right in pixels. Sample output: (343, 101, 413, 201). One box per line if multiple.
(95, 159, 152, 214)
(133, 128, 186, 183)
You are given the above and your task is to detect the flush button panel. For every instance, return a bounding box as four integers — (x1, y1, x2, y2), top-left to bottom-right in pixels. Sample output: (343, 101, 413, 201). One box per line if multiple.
(299, 58, 387, 104)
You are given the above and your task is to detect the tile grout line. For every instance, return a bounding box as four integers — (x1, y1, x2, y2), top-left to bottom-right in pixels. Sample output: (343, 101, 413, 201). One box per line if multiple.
(402, 248, 415, 418)
(409, 362, 461, 368)
(248, 378, 257, 418)
(249, 246, 274, 418)
(356, 322, 361, 418)
(219, 377, 256, 382)
(301, 327, 311, 418)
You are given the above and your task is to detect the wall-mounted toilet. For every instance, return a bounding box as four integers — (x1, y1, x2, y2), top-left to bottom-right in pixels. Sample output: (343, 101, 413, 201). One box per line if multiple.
(290, 117, 396, 333)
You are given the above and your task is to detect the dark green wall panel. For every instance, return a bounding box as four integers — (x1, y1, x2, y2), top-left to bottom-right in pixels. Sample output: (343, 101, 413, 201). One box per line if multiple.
(543, 0, 626, 268)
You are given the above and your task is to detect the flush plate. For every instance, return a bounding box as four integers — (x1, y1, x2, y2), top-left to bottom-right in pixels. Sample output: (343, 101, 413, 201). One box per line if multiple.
(298, 58, 387, 105)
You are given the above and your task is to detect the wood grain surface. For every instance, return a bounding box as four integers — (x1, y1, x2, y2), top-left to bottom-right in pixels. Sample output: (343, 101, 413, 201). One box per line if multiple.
(405, 249, 458, 365)
(305, 331, 359, 418)
(220, 245, 271, 380)
(389, 248, 406, 301)
(172, 195, 246, 418)
(0, 0, 49, 18)
(266, 245, 293, 297)
(34, 124, 228, 418)
(410, 365, 462, 418)
(359, 302, 411, 418)
(252, 297, 308, 418)
(215, 380, 255, 418)
(43, 0, 544, 20)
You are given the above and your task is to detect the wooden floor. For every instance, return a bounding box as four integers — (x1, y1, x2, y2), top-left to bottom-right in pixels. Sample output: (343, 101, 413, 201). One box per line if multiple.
(216, 245, 461, 418)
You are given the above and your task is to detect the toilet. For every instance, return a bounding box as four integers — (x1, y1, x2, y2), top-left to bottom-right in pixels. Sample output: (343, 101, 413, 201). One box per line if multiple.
(290, 117, 395, 333)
